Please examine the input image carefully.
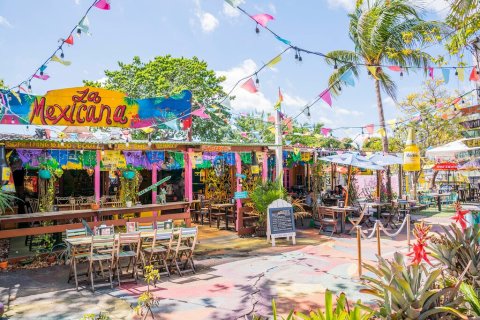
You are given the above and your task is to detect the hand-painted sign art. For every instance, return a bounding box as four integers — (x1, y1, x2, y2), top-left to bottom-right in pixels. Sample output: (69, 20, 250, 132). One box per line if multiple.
(2, 87, 192, 128)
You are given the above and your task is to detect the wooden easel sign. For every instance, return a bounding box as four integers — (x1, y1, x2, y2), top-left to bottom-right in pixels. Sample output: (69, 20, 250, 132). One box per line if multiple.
(267, 199, 296, 247)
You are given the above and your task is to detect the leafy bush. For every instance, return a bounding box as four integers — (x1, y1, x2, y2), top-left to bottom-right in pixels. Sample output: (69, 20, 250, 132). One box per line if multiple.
(249, 179, 286, 226)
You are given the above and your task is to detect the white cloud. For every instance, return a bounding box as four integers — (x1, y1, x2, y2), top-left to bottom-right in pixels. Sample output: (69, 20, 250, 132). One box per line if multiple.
(424, 0, 449, 17)
(282, 93, 307, 108)
(74, 0, 81, 4)
(193, 0, 219, 33)
(335, 107, 363, 116)
(326, 0, 355, 11)
(268, 3, 277, 14)
(199, 12, 219, 32)
(0, 16, 12, 28)
(216, 59, 273, 113)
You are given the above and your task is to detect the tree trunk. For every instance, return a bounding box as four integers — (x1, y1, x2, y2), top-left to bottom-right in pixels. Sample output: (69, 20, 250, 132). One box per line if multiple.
(374, 79, 393, 200)
(430, 170, 439, 189)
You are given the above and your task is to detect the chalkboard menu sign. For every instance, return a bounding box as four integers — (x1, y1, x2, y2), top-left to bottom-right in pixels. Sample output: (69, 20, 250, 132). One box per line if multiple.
(268, 207, 295, 235)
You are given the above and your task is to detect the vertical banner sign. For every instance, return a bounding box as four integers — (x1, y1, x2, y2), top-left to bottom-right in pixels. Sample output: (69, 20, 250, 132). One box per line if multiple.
(2, 87, 192, 128)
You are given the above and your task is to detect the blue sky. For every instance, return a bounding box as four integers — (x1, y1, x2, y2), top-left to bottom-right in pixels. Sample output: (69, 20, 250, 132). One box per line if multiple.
(0, 0, 477, 140)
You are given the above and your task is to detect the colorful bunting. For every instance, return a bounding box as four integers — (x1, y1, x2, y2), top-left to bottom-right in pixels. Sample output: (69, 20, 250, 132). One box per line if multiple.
(377, 127, 386, 137)
(77, 16, 90, 35)
(94, 0, 111, 10)
(365, 124, 374, 134)
(388, 66, 402, 72)
(340, 69, 355, 87)
(251, 13, 274, 27)
(9, 90, 21, 103)
(191, 106, 210, 119)
(428, 67, 434, 79)
(469, 67, 479, 81)
(240, 78, 258, 93)
(367, 66, 379, 79)
(182, 117, 192, 130)
(321, 128, 331, 136)
(320, 89, 332, 107)
(442, 68, 450, 84)
(457, 68, 465, 81)
(224, 0, 242, 8)
(164, 119, 179, 131)
(33, 74, 50, 80)
(64, 35, 74, 45)
(452, 97, 461, 105)
(241, 132, 248, 138)
(266, 54, 282, 68)
(274, 88, 283, 110)
(275, 35, 291, 45)
(51, 55, 72, 66)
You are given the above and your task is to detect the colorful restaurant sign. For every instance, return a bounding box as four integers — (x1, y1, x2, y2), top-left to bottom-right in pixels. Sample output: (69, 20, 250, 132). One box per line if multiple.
(2, 87, 192, 128)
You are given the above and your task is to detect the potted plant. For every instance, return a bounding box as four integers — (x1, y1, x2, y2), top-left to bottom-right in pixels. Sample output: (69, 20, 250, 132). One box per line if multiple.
(125, 196, 133, 208)
(0, 258, 7, 270)
(249, 179, 286, 237)
(90, 202, 100, 210)
(0, 189, 20, 215)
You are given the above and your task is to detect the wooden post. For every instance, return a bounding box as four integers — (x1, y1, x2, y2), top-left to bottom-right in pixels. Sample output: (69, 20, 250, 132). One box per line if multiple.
(407, 213, 411, 249)
(376, 222, 381, 257)
(356, 225, 362, 277)
(151, 163, 158, 220)
(345, 165, 352, 206)
(184, 148, 193, 227)
(398, 164, 403, 198)
(262, 150, 268, 183)
(94, 150, 101, 222)
(235, 152, 242, 232)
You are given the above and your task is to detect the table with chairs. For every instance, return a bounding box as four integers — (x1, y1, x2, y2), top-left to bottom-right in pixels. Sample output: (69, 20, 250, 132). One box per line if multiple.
(65, 222, 199, 292)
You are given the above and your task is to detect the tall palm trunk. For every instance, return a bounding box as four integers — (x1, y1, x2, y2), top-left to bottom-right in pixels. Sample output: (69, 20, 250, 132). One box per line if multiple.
(374, 79, 393, 200)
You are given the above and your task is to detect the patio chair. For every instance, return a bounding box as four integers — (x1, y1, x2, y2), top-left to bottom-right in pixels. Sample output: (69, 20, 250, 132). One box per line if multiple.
(115, 233, 141, 285)
(24, 199, 42, 251)
(66, 232, 91, 291)
(88, 235, 116, 292)
(195, 196, 211, 225)
(94, 225, 114, 236)
(348, 205, 369, 234)
(156, 220, 173, 231)
(143, 229, 173, 277)
(380, 203, 398, 229)
(397, 200, 410, 219)
(318, 207, 337, 236)
(209, 205, 226, 229)
(136, 222, 155, 232)
(170, 227, 198, 276)
(442, 192, 458, 205)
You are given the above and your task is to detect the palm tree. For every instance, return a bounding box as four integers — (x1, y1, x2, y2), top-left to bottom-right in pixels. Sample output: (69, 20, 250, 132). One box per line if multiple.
(326, 0, 441, 199)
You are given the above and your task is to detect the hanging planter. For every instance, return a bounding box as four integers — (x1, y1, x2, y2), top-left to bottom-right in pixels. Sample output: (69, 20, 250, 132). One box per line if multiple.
(39, 169, 52, 180)
(122, 170, 135, 180)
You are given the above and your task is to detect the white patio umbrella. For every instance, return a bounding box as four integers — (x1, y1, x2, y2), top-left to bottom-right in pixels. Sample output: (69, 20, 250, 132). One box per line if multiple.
(425, 139, 472, 160)
(319, 153, 384, 206)
(368, 152, 403, 197)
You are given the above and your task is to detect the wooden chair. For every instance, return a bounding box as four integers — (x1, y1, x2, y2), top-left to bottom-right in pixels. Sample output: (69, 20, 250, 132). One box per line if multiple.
(116, 233, 141, 285)
(171, 227, 198, 276)
(138, 231, 155, 271)
(143, 230, 173, 277)
(24, 199, 42, 251)
(380, 203, 398, 229)
(66, 228, 89, 291)
(209, 205, 225, 229)
(136, 222, 155, 232)
(348, 205, 369, 234)
(94, 225, 114, 236)
(318, 207, 337, 236)
(156, 220, 173, 231)
(88, 235, 116, 292)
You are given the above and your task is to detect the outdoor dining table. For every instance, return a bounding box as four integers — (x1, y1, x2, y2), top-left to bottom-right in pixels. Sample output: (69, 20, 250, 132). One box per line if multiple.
(210, 203, 235, 230)
(425, 193, 451, 212)
(328, 206, 357, 233)
(366, 202, 390, 219)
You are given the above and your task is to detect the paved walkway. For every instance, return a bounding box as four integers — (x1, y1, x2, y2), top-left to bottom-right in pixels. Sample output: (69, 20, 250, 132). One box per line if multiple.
(0, 214, 450, 319)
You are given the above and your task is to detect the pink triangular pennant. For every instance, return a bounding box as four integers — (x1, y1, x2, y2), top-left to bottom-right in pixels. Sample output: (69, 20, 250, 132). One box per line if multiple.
(33, 74, 50, 80)
(365, 124, 374, 134)
(241, 78, 258, 93)
(388, 66, 402, 72)
(251, 13, 274, 27)
(320, 89, 332, 107)
(428, 67, 434, 79)
(321, 128, 331, 136)
(94, 0, 111, 10)
(191, 106, 210, 119)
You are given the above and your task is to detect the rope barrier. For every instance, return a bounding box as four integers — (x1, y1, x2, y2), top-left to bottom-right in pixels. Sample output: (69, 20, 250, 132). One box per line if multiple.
(360, 214, 411, 239)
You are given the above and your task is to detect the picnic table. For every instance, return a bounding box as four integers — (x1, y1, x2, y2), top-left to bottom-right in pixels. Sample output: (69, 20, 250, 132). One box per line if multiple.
(425, 193, 451, 212)
(366, 202, 390, 218)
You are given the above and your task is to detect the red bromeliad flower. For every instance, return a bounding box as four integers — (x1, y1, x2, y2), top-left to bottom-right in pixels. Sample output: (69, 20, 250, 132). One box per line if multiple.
(452, 203, 470, 230)
(407, 222, 433, 265)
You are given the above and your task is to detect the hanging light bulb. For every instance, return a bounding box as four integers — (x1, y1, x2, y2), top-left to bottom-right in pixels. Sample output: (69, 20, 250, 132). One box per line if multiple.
(10, 117, 15, 124)
(101, 146, 105, 156)
(27, 82, 31, 90)
(462, 99, 465, 104)
(455, 69, 458, 76)
(294, 51, 299, 60)
(60, 49, 65, 59)
(400, 71, 403, 77)
(125, 138, 129, 148)
(77, 28, 82, 36)
(334, 60, 338, 69)
(61, 139, 65, 147)
(255, 74, 259, 84)
(255, 23, 260, 34)
(298, 51, 303, 62)
(147, 135, 152, 147)
(338, 85, 342, 91)
(26, 125, 29, 130)
(306, 107, 311, 117)
(40, 70, 44, 76)
(80, 149, 84, 154)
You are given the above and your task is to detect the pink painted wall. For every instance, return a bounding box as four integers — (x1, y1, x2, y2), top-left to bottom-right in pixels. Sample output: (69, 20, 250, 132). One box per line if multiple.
(354, 174, 399, 197)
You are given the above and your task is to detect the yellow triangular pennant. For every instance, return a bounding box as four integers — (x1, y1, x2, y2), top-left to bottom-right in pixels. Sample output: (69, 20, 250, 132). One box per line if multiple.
(266, 55, 282, 68)
(367, 66, 379, 79)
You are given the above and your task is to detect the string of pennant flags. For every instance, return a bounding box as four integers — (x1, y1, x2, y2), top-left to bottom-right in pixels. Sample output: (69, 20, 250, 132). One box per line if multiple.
(225, 0, 480, 84)
(8, 0, 111, 92)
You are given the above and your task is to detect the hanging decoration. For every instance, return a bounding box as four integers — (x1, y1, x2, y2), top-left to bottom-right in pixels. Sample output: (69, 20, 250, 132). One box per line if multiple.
(470, 67, 479, 82)
(442, 68, 450, 84)
(94, 0, 111, 10)
(63, 35, 74, 45)
(428, 67, 434, 79)
(191, 105, 210, 119)
(457, 68, 465, 81)
(101, 150, 127, 170)
(251, 13, 274, 27)
(320, 89, 332, 107)
(33, 74, 50, 80)
(123, 151, 151, 170)
(365, 124, 374, 134)
(321, 128, 331, 136)
(240, 78, 258, 93)
(340, 69, 355, 87)
(266, 54, 282, 68)
(274, 88, 283, 110)
(50, 55, 72, 66)
(77, 16, 91, 35)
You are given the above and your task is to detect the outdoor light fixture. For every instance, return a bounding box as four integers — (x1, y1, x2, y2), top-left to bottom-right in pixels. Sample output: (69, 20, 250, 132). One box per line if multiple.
(255, 24, 260, 34)
(101, 146, 105, 156)
(455, 69, 458, 76)
(125, 138, 129, 148)
(77, 28, 82, 36)
(147, 135, 152, 147)
(400, 71, 403, 77)
(334, 60, 338, 69)
(60, 49, 65, 59)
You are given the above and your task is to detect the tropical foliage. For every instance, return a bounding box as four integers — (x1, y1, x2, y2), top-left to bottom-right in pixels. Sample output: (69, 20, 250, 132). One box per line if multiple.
(84, 55, 233, 142)
(445, 0, 480, 54)
(249, 179, 286, 226)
